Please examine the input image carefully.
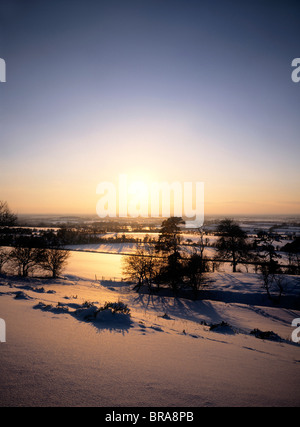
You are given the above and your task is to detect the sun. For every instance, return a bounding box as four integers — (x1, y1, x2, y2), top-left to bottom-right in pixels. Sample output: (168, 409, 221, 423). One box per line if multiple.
(127, 179, 150, 217)
(126, 170, 157, 187)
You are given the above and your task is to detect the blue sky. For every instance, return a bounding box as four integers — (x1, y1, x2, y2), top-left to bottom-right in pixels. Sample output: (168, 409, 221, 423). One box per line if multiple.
(0, 0, 299, 215)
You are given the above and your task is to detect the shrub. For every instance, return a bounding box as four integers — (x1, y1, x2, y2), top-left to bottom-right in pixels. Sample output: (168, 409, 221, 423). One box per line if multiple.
(74, 300, 131, 322)
(100, 301, 130, 315)
(250, 328, 282, 341)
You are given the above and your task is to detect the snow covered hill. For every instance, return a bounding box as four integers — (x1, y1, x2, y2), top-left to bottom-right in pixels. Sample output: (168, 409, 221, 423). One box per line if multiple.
(0, 270, 299, 407)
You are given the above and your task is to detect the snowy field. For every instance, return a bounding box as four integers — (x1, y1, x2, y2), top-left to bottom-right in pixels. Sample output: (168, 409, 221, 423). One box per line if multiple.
(0, 249, 300, 407)
(65, 242, 291, 273)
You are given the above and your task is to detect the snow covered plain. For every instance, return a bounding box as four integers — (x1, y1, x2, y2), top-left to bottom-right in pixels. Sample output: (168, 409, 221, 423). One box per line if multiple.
(0, 250, 299, 407)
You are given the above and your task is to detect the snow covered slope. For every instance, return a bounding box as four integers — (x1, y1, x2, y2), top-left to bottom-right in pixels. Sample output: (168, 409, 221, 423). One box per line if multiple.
(0, 270, 299, 407)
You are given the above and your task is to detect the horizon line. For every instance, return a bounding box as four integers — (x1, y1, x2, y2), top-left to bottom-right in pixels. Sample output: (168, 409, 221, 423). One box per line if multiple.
(16, 212, 300, 218)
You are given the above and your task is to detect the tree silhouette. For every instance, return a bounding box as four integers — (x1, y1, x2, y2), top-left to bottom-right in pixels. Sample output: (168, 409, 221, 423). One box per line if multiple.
(255, 231, 281, 274)
(0, 248, 10, 274)
(122, 244, 161, 293)
(9, 237, 40, 277)
(183, 251, 210, 299)
(155, 217, 185, 294)
(37, 248, 70, 278)
(0, 201, 17, 226)
(215, 218, 248, 272)
(155, 217, 185, 255)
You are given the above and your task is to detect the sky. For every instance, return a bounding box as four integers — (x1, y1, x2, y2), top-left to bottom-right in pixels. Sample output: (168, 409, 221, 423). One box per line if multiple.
(0, 0, 299, 217)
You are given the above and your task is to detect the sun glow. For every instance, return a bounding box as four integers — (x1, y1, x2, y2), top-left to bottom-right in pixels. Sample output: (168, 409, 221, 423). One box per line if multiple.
(96, 174, 204, 226)
(127, 180, 149, 217)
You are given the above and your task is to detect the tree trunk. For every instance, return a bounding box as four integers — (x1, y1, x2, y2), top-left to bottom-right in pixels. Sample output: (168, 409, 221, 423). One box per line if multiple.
(232, 250, 237, 272)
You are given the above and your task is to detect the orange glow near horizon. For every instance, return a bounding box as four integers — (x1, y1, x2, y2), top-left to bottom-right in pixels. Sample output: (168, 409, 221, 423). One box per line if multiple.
(1, 2, 299, 221)
(3, 169, 300, 218)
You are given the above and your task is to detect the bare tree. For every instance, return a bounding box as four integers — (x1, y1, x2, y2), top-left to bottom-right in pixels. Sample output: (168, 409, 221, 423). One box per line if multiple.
(10, 245, 40, 277)
(286, 252, 300, 275)
(122, 245, 162, 293)
(259, 263, 286, 302)
(259, 262, 274, 300)
(37, 248, 70, 278)
(0, 201, 17, 226)
(0, 247, 10, 274)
